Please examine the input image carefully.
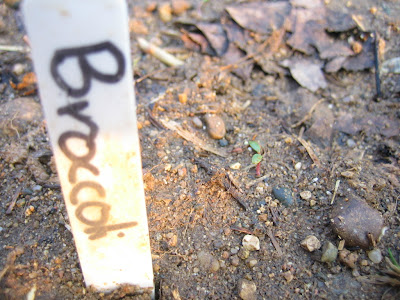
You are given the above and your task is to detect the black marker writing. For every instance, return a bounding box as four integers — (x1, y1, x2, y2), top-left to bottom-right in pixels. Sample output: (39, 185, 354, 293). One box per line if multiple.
(52, 41, 137, 240)
(57, 101, 99, 184)
(51, 41, 125, 97)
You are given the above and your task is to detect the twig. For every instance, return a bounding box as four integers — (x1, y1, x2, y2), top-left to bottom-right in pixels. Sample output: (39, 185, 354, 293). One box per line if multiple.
(161, 119, 227, 157)
(245, 174, 269, 189)
(269, 207, 280, 226)
(373, 32, 382, 99)
(193, 158, 217, 175)
(135, 66, 175, 83)
(231, 226, 254, 235)
(0, 45, 29, 52)
(266, 228, 283, 257)
(0, 247, 24, 281)
(137, 38, 184, 67)
(147, 108, 166, 130)
(6, 186, 22, 215)
(294, 135, 322, 168)
(224, 179, 249, 211)
(291, 99, 325, 128)
(330, 180, 341, 205)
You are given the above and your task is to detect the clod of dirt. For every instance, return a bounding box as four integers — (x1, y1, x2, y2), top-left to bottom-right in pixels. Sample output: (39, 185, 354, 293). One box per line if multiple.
(204, 114, 226, 139)
(339, 249, 358, 269)
(242, 235, 260, 251)
(1, 142, 28, 164)
(367, 248, 383, 264)
(330, 198, 384, 249)
(300, 235, 321, 252)
(321, 241, 338, 263)
(237, 278, 257, 300)
(238, 248, 250, 260)
(0, 97, 43, 137)
(27, 156, 50, 183)
(272, 186, 293, 207)
(197, 251, 220, 273)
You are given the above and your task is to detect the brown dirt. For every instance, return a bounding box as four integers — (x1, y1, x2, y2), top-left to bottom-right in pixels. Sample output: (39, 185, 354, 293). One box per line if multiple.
(1, 0, 400, 299)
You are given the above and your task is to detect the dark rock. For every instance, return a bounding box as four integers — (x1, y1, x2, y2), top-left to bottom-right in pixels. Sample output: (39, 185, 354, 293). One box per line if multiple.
(219, 138, 229, 147)
(272, 186, 293, 207)
(330, 198, 384, 249)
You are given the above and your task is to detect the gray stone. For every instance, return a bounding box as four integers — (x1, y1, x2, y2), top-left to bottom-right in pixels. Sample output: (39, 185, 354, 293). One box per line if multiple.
(367, 248, 382, 264)
(192, 116, 203, 128)
(321, 241, 338, 262)
(272, 186, 294, 206)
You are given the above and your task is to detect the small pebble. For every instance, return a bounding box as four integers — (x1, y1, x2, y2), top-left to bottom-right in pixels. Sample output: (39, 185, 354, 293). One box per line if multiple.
(153, 264, 160, 273)
(295, 162, 302, 170)
(25, 205, 35, 217)
(238, 248, 250, 260)
(158, 2, 172, 22)
(242, 235, 260, 251)
(352, 269, 360, 277)
(192, 116, 203, 128)
(272, 186, 294, 207)
(231, 255, 240, 266)
(300, 191, 312, 200)
(321, 241, 338, 262)
(22, 188, 34, 195)
(309, 199, 317, 207)
(367, 248, 382, 264)
(204, 114, 226, 140)
(247, 259, 258, 268)
(346, 139, 356, 148)
(331, 198, 384, 249)
(231, 247, 239, 254)
(230, 162, 241, 170)
(219, 138, 229, 147)
(197, 251, 219, 273)
(283, 271, 294, 283)
(12, 63, 27, 75)
(32, 185, 42, 192)
(300, 235, 321, 252)
(171, 0, 190, 15)
(238, 279, 257, 300)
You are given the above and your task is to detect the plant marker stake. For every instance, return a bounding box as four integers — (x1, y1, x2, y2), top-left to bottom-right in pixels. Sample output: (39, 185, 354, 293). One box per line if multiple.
(22, 0, 154, 293)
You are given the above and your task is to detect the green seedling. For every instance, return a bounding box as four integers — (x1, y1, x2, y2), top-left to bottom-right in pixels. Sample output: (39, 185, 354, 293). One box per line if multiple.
(249, 140, 263, 177)
(388, 248, 400, 268)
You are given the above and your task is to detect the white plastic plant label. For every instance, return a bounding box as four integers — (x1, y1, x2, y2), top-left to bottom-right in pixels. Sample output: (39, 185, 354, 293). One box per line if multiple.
(22, 0, 154, 292)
